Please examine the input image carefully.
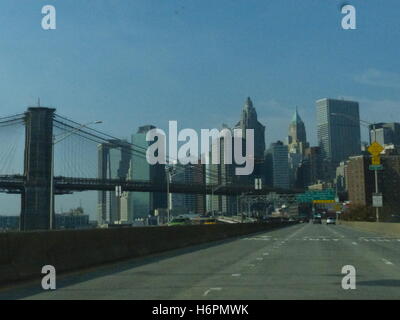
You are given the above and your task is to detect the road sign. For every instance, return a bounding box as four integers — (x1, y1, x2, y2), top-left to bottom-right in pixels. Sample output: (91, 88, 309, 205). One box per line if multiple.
(371, 155, 381, 165)
(369, 164, 383, 171)
(296, 189, 335, 203)
(372, 193, 383, 208)
(368, 142, 384, 156)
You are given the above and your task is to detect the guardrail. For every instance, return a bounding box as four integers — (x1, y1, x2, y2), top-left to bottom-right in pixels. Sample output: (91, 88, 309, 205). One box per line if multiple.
(0, 222, 296, 286)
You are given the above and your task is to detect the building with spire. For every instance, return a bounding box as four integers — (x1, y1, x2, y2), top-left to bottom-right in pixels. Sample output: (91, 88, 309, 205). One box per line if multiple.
(288, 107, 308, 154)
(234, 97, 266, 161)
(287, 108, 309, 187)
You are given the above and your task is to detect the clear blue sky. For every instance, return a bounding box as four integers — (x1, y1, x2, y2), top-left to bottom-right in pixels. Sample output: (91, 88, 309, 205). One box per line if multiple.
(1, 0, 400, 217)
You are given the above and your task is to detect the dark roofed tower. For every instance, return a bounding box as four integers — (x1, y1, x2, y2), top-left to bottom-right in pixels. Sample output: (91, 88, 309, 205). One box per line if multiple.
(235, 97, 266, 160)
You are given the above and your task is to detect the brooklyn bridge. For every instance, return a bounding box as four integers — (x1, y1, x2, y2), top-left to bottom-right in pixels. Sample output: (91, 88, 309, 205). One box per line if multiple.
(0, 107, 301, 230)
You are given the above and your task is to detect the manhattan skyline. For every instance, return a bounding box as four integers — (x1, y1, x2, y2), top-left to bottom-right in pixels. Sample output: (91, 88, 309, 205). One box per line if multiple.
(1, 0, 400, 218)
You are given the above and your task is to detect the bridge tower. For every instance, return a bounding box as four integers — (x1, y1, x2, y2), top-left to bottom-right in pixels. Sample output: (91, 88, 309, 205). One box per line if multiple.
(20, 107, 56, 231)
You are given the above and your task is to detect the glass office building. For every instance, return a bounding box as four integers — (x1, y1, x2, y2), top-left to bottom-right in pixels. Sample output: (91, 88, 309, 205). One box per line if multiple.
(316, 98, 361, 178)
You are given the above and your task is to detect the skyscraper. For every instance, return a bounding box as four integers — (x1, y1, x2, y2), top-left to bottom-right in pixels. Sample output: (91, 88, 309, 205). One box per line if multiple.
(316, 98, 361, 178)
(208, 125, 238, 215)
(129, 125, 167, 219)
(287, 108, 309, 187)
(265, 141, 290, 189)
(288, 107, 308, 153)
(369, 122, 400, 147)
(234, 97, 266, 161)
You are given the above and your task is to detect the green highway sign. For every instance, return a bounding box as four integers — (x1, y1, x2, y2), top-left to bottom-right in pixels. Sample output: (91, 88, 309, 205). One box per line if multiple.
(296, 189, 335, 203)
(369, 165, 383, 171)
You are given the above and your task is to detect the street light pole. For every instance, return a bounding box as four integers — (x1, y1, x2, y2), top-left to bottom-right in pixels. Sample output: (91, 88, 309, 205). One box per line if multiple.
(49, 120, 103, 230)
(167, 171, 170, 223)
(165, 166, 179, 223)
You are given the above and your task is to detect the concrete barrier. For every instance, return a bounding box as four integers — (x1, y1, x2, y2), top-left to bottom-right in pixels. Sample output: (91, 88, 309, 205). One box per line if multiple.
(340, 221, 400, 237)
(0, 222, 293, 286)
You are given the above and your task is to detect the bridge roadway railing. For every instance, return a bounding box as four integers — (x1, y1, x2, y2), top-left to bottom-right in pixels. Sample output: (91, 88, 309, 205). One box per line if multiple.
(0, 175, 303, 195)
(0, 221, 297, 286)
(54, 176, 302, 195)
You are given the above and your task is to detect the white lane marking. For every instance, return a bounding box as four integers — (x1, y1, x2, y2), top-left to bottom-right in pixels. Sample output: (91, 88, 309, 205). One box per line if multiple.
(256, 257, 264, 261)
(352, 242, 358, 245)
(231, 273, 241, 277)
(382, 259, 394, 265)
(203, 287, 222, 296)
(246, 264, 255, 267)
(263, 252, 269, 256)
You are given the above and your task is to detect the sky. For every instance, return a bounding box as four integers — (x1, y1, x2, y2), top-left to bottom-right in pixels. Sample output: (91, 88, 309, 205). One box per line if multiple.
(1, 0, 400, 218)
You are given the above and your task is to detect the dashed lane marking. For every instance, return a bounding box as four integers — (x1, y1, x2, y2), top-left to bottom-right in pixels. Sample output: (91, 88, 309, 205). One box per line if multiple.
(203, 288, 222, 296)
(382, 259, 394, 265)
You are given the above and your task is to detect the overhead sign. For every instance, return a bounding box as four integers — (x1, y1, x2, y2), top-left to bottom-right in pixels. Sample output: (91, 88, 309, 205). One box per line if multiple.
(296, 189, 335, 203)
(372, 193, 383, 208)
(368, 141, 384, 156)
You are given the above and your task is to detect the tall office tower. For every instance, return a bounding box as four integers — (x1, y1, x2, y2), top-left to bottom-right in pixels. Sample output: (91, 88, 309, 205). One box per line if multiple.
(369, 122, 400, 147)
(234, 97, 266, 161)
(172, 160, 206, 214)
(97, 139, 131, 225)
(207, 126, 238, 215)
(265, 141, 290, 189)
(316, 98, 361, 179)
(129, 125, 167, 219)
(169, 161, 198, 216)
(288, 108, 309, 187)
(170, 162, 185, 215)
(295, 146, 323, 188)
(192, 161, 206, 214)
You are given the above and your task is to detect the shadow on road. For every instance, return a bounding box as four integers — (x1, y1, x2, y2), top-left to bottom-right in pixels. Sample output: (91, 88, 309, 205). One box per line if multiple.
(357, 280, 400, 287)
(0, 226, 297, 300)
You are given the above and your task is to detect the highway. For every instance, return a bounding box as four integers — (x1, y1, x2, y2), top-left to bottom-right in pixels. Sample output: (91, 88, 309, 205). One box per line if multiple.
(1, 222, 400, 300)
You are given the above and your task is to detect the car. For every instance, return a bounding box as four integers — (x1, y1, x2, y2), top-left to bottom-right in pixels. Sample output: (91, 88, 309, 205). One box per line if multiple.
(312, 217, 322, 224)
(326, 217, 336, 225)
(167, 217, 191, 226)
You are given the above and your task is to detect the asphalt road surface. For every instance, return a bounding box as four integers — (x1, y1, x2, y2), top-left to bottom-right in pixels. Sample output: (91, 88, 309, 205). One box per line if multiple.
(1, 222, 400, 300)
